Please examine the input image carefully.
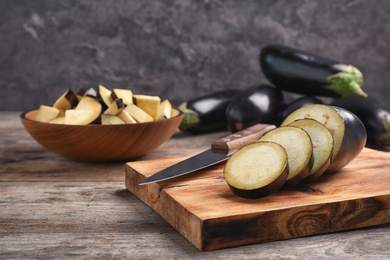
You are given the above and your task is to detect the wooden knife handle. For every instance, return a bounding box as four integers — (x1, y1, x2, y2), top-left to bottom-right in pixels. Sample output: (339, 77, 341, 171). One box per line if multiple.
(211, 124, 276, 154)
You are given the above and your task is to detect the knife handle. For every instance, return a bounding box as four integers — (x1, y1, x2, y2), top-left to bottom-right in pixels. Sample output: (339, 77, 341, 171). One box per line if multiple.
(211, 124, 276, 154)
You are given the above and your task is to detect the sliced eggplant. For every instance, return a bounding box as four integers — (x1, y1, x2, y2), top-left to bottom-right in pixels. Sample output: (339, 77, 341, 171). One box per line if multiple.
(287, 119, 334, 182)
(99, 84, 114, 108)
(133, 94, 161, 120)
(281, 104, 366, 173)
(226, 85, 284, 132)
(101, 114, 126, 125)
(178, 89, 241, 134)
(111, 88, 134, 106)
(53, 89, 79, 110)
(332, 95, 390, 150)
(124, 104, 154, 123)
(103, 98, 125, 115)
(48, 116, 66, 124)
(224, 141, 288, 199)
(260, 44, 367, 98)
(65, 110, 96, 125)
(158, 99, 172, 119)
(280, 96, 323, 123)
(35, 105, 60, 123)
(257, 126, 313, 188)
(117, 110, 137, 124)
(68, 96, 102, 125)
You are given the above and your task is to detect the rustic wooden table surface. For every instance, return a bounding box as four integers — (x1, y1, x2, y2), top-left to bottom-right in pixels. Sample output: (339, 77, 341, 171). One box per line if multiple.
(1, 111, 389, 259)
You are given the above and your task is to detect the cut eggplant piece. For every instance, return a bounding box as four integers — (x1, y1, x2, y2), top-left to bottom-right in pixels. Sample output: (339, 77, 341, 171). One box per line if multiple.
(117, 110, 137, 124)
(134, 94, 161, 120)
(76, 96, 102, 111)
(70, 96, 102, 125)
(281, 104, 366, 173)
(111, 88, 134, 106)
(258, 126, 313, 188)
(49, 116, 66, 124)
(124, 104, 154, 123)
(103, 98, 124, 115)
(99, 85, 114, 107)
(158, 99, 172, 119)
(76, 87, 87, 99)
(224, 141, 288, 199)
(53, 89, 79, 110)
(65, 110, 96, 125)
(35, 105, 60, 123)
(288, 119, 334, 182)
(101, 114, 126, 125)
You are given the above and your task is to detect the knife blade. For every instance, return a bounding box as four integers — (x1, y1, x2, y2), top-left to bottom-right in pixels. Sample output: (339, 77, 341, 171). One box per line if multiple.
(139, 123, 276, 185)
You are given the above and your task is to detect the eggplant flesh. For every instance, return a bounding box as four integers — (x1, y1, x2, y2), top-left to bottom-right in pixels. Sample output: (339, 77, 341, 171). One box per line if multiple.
(178, 89, 240, 134)
(332, 96, 390, 150)
(260, 44, 367, 98)
(226, 85, 284, 132)
(280, 96, 323, 124)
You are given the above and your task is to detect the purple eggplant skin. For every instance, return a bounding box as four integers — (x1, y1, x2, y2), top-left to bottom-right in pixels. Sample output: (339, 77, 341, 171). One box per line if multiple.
(178, 89, 241, 134)
(332, 96, 390, 150)
(326, 106, 367, 173)
(280, 96, 323, 124)
(260, 44, 367, 99)
(226, 85, 284, 132)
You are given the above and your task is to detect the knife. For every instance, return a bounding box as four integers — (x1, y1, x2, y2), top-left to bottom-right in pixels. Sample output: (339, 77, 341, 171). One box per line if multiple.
(139, 123, 276, 185)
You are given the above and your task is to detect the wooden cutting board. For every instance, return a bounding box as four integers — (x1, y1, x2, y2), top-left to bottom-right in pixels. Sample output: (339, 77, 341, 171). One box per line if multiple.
(125, 148, 390, 251)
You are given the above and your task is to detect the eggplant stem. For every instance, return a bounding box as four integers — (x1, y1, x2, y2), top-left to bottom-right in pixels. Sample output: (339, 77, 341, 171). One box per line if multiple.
(178, 102, 200, 131)
(325, 65, 367, 98)
(377, 113, 390, 147)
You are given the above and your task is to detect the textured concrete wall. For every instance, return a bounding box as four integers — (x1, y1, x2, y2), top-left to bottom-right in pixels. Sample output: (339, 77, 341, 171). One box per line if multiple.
(1, 0, 390, 111)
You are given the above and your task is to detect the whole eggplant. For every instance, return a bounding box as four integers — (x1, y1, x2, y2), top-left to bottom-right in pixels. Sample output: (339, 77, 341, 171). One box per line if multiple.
(178, 89, 241, 134)
(280, 96, 323, 124)
(226, 85, 284, 132)
(260, 44, 367, 99)
(332, 95, 390, 150)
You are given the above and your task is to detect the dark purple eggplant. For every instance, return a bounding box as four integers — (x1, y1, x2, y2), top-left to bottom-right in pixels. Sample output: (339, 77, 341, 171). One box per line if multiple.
(327, 106, 367, 172)
(260, 44, 367, 98)
(280, 96, 323, 123)
(226, 85, 284, 132)
(332, 96, 390, 150)
(178, 89, 241, 134)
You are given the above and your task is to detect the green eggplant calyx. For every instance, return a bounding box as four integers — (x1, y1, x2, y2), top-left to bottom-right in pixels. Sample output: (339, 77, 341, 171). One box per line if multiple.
(325, 65, 368, 98)
(377, 113, 390, 147)
(178, 102, 200, 131)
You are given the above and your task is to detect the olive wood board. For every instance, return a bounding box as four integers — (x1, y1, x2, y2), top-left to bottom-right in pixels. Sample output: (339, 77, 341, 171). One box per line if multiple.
(125, 148, 390, 251)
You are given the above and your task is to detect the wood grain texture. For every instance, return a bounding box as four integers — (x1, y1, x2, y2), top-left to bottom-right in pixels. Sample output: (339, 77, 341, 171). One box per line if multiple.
(2, 111, 390, 259)
(126, 148, 390, 251)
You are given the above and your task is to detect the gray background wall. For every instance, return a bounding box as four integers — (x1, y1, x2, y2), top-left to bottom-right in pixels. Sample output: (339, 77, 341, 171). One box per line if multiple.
(1, 0, 389, 111)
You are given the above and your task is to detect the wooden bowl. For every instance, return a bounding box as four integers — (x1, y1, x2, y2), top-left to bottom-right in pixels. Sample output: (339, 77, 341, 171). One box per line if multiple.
(20, 109, 183, 162)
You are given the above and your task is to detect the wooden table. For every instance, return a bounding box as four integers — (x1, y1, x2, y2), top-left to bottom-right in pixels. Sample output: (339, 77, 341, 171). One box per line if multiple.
(1, 111, 389, 259)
